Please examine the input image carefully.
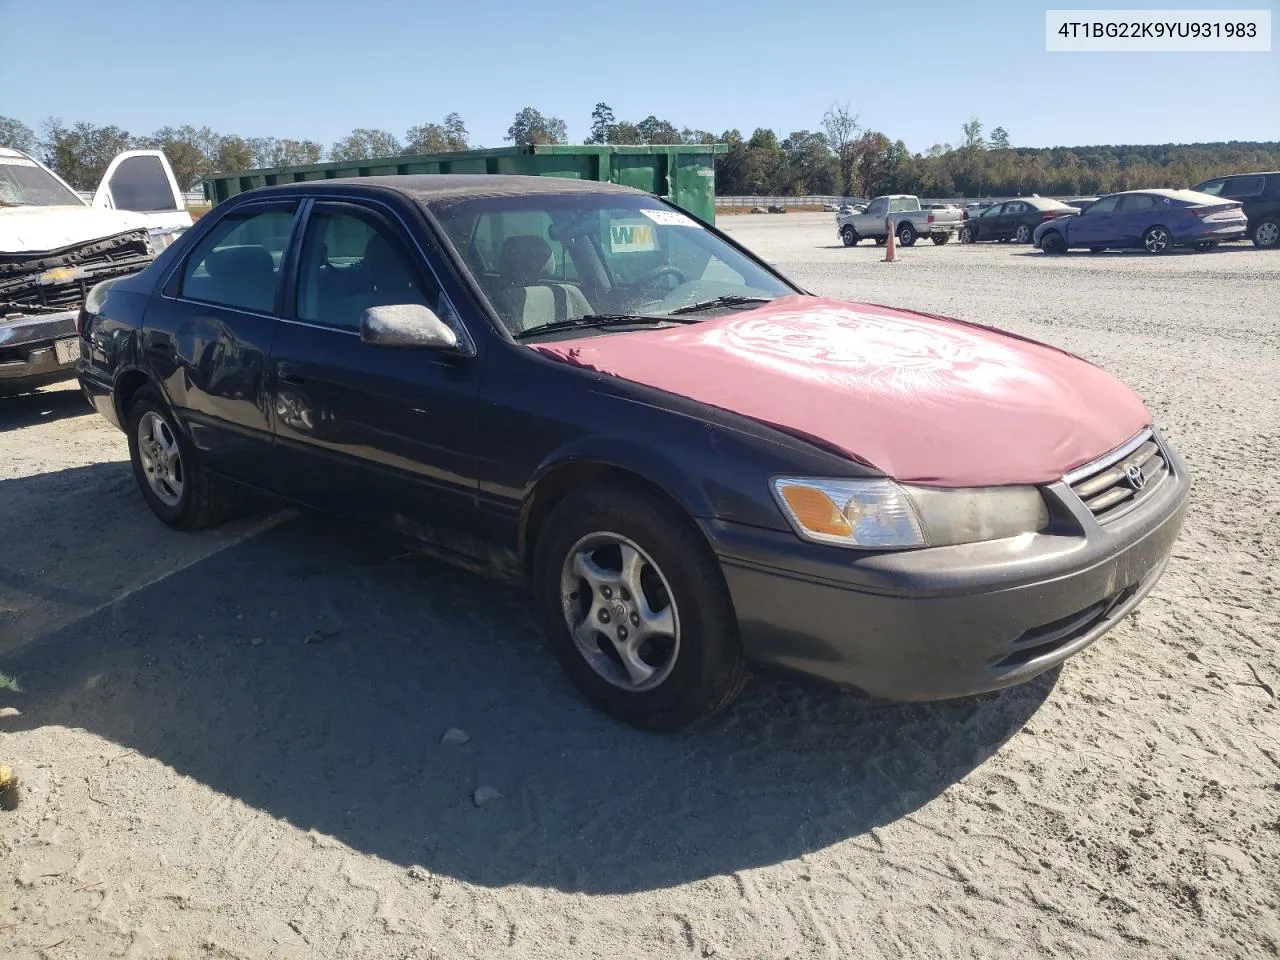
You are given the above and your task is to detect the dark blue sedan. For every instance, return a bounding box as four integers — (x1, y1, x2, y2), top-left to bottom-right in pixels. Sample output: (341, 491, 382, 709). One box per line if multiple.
(1033, 189, 1247, 254)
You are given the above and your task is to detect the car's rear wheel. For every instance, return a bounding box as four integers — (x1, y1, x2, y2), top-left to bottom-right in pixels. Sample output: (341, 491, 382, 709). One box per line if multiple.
(126, 389, 237, 530)
(1143, 225, 1172, 254)
(1040, 230, 1066, 254)
(532, 486, 748, 730)
(1015, 224, 1032, 243)
(841, 225, 859, 246)
(897, 223, 918, 246)
(959, 226, 974, 244)
(931, 233, 949, 245)
(1252, 217, 1280, 249)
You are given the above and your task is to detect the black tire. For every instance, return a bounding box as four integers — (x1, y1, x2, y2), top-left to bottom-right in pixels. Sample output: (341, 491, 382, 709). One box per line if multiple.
(874, 236, 886, 246)
(1040, 230, 1067, 254)
(1014, 224, 1032, 244)
(1142, 225, 1172, 255)
(958, 226, 974, 244)
(841, 225, 859, 247)
(897, 223, 918, 247)
(931, 233, 949, 245)
(126, 388, 237, 530)
(531, 485, 749, 730)
(1251, 217, 1280, 249)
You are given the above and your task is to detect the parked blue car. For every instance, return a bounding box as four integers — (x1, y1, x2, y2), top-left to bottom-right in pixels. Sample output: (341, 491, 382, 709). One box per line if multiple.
(1033, 189, 1247, 254)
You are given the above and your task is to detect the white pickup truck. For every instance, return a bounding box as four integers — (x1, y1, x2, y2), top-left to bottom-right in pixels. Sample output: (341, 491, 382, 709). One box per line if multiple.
(836, 194, 965, 247)
(1, 147, 191, 394)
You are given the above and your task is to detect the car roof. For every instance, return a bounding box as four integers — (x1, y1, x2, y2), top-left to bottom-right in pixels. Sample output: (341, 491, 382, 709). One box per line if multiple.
(244, 174, 644, 204)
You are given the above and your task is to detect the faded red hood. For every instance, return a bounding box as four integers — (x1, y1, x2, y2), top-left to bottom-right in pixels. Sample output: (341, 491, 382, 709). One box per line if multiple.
(530, 296, 1151, 486)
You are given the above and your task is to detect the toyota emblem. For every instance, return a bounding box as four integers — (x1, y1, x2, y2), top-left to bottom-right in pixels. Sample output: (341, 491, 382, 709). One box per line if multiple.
(1125, 464, 1146, 491)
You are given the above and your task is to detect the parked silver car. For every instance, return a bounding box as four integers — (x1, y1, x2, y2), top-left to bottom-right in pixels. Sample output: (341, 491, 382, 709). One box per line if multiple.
(838, 195, 965, 247)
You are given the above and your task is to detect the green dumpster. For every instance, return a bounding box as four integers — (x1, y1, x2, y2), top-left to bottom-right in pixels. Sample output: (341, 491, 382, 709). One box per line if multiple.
(201, 144, 727, 224)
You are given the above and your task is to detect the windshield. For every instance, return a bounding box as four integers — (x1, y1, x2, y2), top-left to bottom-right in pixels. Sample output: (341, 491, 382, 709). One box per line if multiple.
(429, 193, 795, 338)
(0, 155, 85, 207)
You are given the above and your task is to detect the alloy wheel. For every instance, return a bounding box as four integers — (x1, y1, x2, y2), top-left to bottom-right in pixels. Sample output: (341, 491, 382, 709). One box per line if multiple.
(1144, 227, 1170, 254)
(136, 411, 185, 506)
(559, 532, 680, 692)
(1255, 220, 1279, 248)
(1015, 224, 1031, 243)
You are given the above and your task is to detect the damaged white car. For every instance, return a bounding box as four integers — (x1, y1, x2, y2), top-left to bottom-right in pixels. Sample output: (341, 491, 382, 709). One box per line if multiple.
(1, 147, 191, 395)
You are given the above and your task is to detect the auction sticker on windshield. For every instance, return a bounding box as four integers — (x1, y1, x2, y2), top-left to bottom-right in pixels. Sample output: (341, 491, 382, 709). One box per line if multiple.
(640, 208, 698, 227)
(609, 221, 659, 253)
(0, 156, 38, 167)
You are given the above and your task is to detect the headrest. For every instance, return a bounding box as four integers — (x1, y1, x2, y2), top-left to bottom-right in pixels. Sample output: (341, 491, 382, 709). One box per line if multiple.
(205, 244, 274, 281)
(499, 235, 554, 285)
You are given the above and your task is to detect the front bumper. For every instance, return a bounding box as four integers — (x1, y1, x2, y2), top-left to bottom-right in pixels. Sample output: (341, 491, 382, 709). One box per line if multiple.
(0, 310, 79, 394)
(704, 439, 1190, 701)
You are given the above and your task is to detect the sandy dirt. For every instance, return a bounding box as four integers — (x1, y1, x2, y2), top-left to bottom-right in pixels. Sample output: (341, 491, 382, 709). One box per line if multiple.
(2, 216, 1277, 959)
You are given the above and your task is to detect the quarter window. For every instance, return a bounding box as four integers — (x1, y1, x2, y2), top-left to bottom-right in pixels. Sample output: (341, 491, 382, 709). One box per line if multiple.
(296, 209, 437, 331)
(180, 207, 295, 313)
(1196, 179, 1226, 196)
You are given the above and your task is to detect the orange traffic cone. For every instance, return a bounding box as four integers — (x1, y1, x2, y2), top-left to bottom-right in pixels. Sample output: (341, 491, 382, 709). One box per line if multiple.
(883, 217, 897, 262)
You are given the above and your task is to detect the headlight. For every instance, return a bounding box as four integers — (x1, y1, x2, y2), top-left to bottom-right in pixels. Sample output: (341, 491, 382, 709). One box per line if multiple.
(772, 478, 1048, 550)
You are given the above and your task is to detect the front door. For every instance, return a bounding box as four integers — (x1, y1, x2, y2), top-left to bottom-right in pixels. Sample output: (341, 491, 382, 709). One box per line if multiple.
(268, 200, 484, 556)
(152, 200, 298, 486)
(1068, 195, 1123, 247)
(974, 202, 1006, 240)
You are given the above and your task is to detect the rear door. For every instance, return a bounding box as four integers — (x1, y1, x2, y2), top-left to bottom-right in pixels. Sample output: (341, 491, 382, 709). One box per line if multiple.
(998, 201, 1027, 238)
(1068, 195, 1123, 247)
(152, 199, 299, 486)
(1113, 193, 1159, 246)
(267, 198, 484, 554)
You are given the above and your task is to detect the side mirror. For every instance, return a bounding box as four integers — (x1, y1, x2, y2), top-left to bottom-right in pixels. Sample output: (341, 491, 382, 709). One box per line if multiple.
(359, 303, 459, 351)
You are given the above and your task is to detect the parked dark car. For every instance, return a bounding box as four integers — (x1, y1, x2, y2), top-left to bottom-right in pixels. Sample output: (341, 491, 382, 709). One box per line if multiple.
(959, 197, 1079, 244)
(1192, 171, 1280, 249)
(1033, 189, 1247, 254)
(77, 175, 1190, 729)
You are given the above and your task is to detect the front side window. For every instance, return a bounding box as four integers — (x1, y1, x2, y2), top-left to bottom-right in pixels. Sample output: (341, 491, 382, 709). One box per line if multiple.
(106, 155, 178, 211)
(981, 204, 1004, 218)
(1084, 195, 1122, 216)
(431, 194, 794, 337)
(296, 208, 437, 331)
(865, 199, 887, 217)
(180, 207, 296, 313)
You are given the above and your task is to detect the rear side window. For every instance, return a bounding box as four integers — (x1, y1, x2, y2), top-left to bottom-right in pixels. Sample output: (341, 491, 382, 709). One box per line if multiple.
(296, 208, 437, 331)
(1224, 176, 1266, 199)
(107, 155, 177, 211)
(1196, 179, 1226, 196)
(1120, 194, 1157, 213)
(180, 207, 296, 313)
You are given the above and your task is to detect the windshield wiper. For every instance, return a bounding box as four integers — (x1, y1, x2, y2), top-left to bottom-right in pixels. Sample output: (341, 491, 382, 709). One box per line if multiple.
(513, 313, 695, 341)
(668, 295, 775, 316)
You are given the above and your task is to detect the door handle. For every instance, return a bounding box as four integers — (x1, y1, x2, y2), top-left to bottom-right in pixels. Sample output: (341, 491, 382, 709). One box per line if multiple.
(276, 362, 308, 384)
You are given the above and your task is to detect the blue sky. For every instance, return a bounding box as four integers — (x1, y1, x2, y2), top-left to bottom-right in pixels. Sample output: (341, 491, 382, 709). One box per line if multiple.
(2, 0, 1276, 152)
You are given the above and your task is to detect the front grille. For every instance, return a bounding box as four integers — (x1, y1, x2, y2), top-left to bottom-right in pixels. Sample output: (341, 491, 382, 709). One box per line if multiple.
(1065, 429, 1168, 522)
(0, 231, 153, 313)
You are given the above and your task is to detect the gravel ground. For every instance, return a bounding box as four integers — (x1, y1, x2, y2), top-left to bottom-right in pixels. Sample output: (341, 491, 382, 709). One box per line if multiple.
(2, 213, 1277, 959)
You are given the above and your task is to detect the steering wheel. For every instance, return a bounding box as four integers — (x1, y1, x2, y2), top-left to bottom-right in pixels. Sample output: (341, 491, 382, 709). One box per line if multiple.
(635, 264, 688, 292)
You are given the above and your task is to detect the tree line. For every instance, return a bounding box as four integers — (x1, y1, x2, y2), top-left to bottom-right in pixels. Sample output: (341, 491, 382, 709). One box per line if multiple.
(2, 108, 1276, 200)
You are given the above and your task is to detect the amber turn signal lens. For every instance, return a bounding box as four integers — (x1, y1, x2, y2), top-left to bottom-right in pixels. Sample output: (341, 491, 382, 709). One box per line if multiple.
(778, 485, 853, 537)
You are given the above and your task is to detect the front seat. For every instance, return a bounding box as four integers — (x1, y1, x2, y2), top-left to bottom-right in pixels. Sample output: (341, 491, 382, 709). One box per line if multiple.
(495, 235, 591, 333)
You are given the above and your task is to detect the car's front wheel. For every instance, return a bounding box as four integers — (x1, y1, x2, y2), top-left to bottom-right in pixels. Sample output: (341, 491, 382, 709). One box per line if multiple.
(1040, 230, 1067, 254)
(1252, 217, 1279, 249)
(841, 225, 859, 246)
(126, 389, 237, 530)
(958, 226, 974, 244)
(532, 486, 748, 730)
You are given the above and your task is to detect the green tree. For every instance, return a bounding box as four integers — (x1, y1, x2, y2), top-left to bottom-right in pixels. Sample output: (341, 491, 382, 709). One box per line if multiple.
(821, 101, 859, 196)
(607, 121, 641, 145)
(636, 116, 682, 144)
(0, 116, 37, 153)
(215, 135, 255, 173)
(780, 131, 837, 195)
(405, 113, 469, 154)
(588, 103, 615, 144)
(40, 119, 136, 190)
(505, 107, 567, 146)
(330, 128, 403, 162)
(989, 126, 1010, 151)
